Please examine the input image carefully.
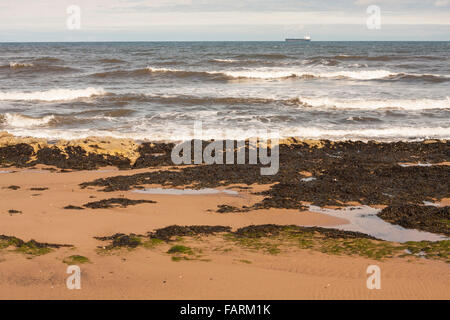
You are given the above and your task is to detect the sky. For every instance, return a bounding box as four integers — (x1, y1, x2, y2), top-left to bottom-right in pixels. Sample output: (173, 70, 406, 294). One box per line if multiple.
(0, 0, 449, 41)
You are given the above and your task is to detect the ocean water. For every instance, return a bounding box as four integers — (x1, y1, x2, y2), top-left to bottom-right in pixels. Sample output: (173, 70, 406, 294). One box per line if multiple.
(0, 41, 449, 141)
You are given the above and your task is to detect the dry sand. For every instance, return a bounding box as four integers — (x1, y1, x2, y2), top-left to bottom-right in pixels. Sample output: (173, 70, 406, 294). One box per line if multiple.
(0, 167, 449, 299)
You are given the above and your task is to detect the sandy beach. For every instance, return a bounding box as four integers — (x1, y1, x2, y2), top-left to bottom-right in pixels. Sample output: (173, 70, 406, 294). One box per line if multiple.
(0, 136, 449, 299)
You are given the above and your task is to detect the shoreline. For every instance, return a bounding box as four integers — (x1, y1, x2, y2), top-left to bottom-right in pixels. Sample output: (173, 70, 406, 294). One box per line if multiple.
(1, 130, 448, 168)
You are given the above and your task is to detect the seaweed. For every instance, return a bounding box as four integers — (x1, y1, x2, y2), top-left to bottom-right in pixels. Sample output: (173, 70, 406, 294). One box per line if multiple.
(0, 235, 73, 256)
(83, 198, 156, 209)
(378, 205, 450, 236)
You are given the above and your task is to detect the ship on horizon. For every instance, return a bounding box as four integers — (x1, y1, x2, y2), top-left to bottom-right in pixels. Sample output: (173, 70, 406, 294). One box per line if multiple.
(285, 36, 311, 42)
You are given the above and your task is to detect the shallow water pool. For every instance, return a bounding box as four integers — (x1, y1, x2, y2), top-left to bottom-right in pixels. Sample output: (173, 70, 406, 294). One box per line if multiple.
(309, 205, 448, 242)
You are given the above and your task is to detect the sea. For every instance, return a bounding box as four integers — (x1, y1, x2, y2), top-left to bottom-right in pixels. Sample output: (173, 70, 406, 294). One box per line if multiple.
(0, 41, 449, 141)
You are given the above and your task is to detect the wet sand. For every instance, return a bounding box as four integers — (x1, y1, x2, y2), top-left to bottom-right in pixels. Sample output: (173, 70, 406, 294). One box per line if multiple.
(0, 166, 346, 249)
(0, 137, 449, 299)
(0, 166, 449, 300)
(1, 241, 448, 300)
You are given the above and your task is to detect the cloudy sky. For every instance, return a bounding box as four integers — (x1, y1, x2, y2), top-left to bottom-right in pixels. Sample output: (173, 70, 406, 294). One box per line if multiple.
(0, 0, 449, 41)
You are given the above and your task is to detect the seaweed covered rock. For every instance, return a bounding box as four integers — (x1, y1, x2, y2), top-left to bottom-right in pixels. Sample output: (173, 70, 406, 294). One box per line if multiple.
(0, 235, 73, 255)
(80, 140, 450, 209)
(0, 143, 34, 167)
(94, 233, 142, 249)
(150, 225, 232, 241)
(233, 224, 379, 240)
(378, 205, 450, 236)
(36, 146, 131, 170)
(83, 198, 156, 209)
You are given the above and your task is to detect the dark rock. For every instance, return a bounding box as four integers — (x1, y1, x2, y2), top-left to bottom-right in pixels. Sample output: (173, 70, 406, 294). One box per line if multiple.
(0, 143, 34, 167)
(378, 205, 450, 236)
(216, 205, 242, 213)
(35, 146, 131, 170)
(94, 233, 142, 249)
(149, 225, 232, 241)
(79, 140, 449, 210)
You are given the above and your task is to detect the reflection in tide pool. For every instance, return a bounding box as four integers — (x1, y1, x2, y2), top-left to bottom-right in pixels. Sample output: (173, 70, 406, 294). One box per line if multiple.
(309, 205, 448, 242)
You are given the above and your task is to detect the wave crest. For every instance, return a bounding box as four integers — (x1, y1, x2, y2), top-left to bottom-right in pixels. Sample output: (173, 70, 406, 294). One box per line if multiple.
(299, 97, 450, 110)
(1, 113, 55, 128)
(90, 65, 450, 83)
(9, 62, 34, 68)
(0, 87, 106, 102)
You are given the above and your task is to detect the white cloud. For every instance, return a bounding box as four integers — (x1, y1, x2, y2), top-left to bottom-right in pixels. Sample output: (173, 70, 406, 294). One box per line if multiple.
(0, 1, 449, 33)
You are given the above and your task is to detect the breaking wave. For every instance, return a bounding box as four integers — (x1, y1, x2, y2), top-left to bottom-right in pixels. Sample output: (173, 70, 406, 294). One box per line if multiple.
(0, 62, 77, 73)
(310, 55, 447, 62)
(91, 66, 449, 83)
(0, 113, 55, 127)
(0, 87, 106, 102)
(210, 58, 240, 63)
(99, 93, 450, 111)
(4, 125, 450, 142)
(299, 97, 450, 110)
(289, 126, 450, 141)
(9, 62, 34, 68)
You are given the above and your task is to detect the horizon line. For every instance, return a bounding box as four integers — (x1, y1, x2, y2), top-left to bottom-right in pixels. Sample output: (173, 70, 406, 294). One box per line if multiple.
(1, 40, 450, 43)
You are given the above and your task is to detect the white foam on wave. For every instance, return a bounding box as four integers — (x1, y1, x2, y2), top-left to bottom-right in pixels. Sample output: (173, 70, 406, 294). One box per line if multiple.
(0, 87, 106, 102)
(146, 66, 177, 73)
(219, 68, 398, 80)
(211, 59, 240, 63)
(300, 97, 450, 110)
(289, 126, 450, 140)
(4, 125, 450, 142)
(2, 113, 55, 128)
(146, 65, 402, 80)
(9, 62, 34, 68)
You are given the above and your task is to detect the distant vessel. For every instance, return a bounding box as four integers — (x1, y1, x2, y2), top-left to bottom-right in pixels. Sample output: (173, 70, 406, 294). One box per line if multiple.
(285, 36, 311, 42)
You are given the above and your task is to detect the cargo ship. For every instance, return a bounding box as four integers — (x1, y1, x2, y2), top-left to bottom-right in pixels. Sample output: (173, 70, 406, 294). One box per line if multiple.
(285, 36, 311, 42)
